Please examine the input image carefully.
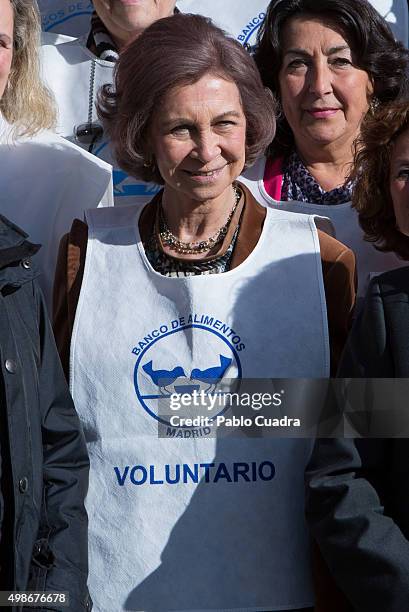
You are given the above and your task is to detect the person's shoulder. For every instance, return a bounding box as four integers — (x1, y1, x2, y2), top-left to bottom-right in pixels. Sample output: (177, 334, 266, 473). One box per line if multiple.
(0, 213, 29, 244)
(58, 218, 88, 289)
(317, 231, 356, 373)
(317, 229, 355, 272)
(369, 265, 409, 296)
(65, 200, 156, 248)
(67, 218, 88, 247)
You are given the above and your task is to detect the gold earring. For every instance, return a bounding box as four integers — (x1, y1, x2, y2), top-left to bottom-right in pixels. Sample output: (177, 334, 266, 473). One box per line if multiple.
(369, 97, 380, 115)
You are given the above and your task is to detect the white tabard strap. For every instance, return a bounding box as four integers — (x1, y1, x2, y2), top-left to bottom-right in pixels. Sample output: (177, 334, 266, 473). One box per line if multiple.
(71, 200, 329, 611)
(241, 157, 404, 297)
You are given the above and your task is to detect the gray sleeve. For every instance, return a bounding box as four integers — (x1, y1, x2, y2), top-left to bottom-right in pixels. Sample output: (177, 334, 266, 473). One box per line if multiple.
(306, 437, 409, 612)
(338, 278, 394, 377)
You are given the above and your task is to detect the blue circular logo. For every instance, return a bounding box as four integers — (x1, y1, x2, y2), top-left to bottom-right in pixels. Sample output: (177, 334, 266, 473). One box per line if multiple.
(133, 324, 242, 426)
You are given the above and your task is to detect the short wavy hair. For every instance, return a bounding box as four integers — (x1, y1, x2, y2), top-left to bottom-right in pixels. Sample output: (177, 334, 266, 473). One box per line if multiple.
(351, 100, 409, 260)
(98, 13, 276, 184)
(1, 0, 55, 136)
(255, 0, 409, 159)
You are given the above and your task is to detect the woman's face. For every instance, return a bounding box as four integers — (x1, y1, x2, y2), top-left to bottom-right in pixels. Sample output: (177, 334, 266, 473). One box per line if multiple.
(93, 0, 176, 41)
(390, 127, 409, 237)
(0, 0, 13, 99)
(278, 16, 373, 154)
(149, 73, 246, 202)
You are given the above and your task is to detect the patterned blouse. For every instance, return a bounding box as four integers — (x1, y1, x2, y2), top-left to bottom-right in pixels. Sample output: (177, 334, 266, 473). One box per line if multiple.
(281, 151, 353, 205)
(144, 226, 240, 277)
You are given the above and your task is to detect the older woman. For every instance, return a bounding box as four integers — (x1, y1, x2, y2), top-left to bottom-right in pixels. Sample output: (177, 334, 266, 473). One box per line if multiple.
(0, 0, 90, 608)
(307, 100, 409, 612)
(54, 13, 355, 612)
(240, 0, 409, 297)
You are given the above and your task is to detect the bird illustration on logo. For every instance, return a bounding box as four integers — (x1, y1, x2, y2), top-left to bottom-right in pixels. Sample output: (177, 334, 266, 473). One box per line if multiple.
(142, 361, 186, 395)
(142, 355, 232, 395)
(191, 355, 232, 393)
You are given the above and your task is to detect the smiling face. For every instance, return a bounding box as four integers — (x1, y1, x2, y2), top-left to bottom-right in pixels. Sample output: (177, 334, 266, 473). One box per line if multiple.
(149, 73, 247, 203)
(93, 0, 176, 48)
(0, 0, 13, 99)
(390, 127, 409, 237)
(278, 16, 373, 157)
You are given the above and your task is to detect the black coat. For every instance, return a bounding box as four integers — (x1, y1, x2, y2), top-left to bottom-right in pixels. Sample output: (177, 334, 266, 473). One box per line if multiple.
(0, 215, 91, 611)
(306, 267, 409, 612)
(333, 265, 409, 377)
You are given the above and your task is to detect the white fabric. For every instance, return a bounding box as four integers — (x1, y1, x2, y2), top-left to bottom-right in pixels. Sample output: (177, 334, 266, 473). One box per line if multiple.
(38, 0, 93, 37)
(0, 127, 113, 309)
(240, 157, 404, 297)
(40, 37, 161, 207)
(178, 0, 268, 47)
(71, 198, 330, 611)
(37, 0, 267, 44)
(41, 31, 75, 46)
(181, 0, 408, 44)
(38, 0, 409, 45)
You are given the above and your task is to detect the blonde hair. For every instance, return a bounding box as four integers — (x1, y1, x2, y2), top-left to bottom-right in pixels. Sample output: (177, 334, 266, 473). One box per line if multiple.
(1, 0, 56, 136)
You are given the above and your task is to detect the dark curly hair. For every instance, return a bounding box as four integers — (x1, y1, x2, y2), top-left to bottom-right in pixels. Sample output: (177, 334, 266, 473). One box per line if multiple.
(254, 0, 409, 159)
(351, 100, 409, 260)
(97, 13, 276, 184)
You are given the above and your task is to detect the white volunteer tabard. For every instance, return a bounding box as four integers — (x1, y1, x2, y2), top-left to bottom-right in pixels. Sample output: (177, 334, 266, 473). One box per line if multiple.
(0, 127, 113, 310)
(38, 0, 93, 37)
(71, 200, 330, 611)
(38, 1, 408, 45)
(240, 158, 404, 298)
(178, 0, 268, 48)
(40, 38, 161, 208)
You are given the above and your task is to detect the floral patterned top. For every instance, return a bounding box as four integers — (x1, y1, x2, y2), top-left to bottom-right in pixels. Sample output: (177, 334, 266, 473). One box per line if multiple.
(144, 226, 240, 277)
(281, 151, 353, 205)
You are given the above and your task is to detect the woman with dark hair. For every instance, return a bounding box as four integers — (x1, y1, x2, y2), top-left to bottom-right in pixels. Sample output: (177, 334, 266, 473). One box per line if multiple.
(306, 100, 409, 612)
(330, 99, 409, 375)
(54, 12, 355, 612)
(241, 0, 409, 296)
(353, 100, 409, 264)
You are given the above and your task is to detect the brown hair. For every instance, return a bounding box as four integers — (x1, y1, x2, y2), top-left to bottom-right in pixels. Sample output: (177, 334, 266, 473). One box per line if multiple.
(352, 100, 409, 259)
(255, 0, 409, 159)
(98, 13, 276, 184)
